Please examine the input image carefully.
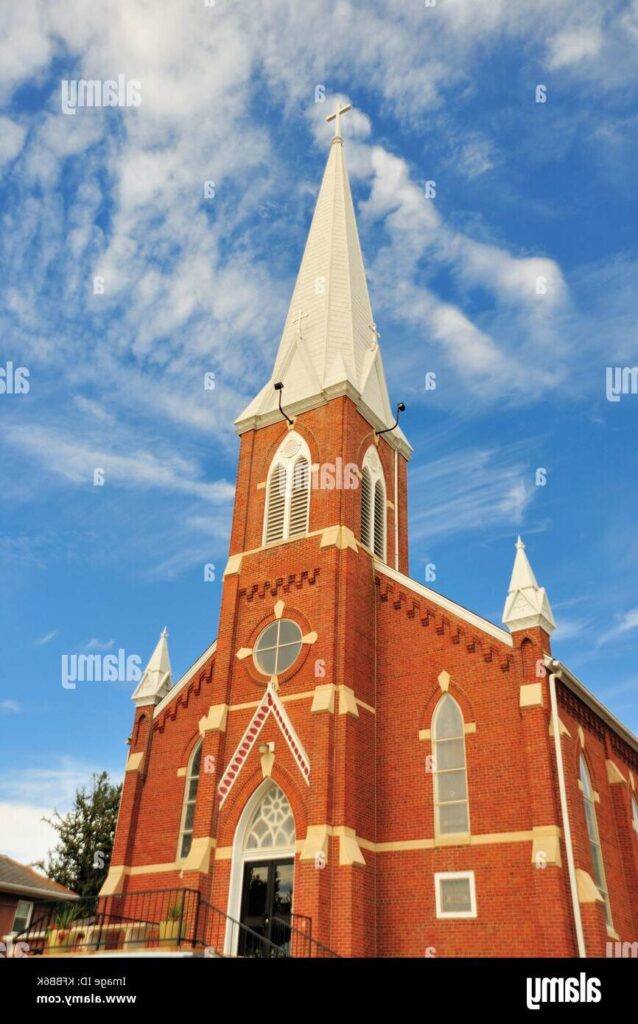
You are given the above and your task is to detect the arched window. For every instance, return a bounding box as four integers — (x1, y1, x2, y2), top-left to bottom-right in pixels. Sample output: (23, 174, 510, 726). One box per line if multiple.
(360, 446, 386, 561)
(244, 785, 295, 851)
(178, 740, 202, 859)
(632, 795, 638, 838)
(264, 433, 310, 544)
(433, 695, 469, 836)
(579, 754, 612, 928)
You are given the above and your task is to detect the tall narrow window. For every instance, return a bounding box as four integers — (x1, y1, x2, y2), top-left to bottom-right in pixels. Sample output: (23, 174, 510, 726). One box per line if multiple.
(361, 467, 372, 546)
(360, 447, 386, 561)
(579, 754, 612, 928)
(632, 795, 638, 838)
(288, 457, 310, 537)
(433, 695, 469, 836)
(265, 465, 286, 543)
(263, 433, 311, 544)
(178, 740, 202, 860)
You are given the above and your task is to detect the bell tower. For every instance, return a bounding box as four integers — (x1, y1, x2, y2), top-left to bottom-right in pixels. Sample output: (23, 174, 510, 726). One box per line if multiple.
(186, 104, 412, 957)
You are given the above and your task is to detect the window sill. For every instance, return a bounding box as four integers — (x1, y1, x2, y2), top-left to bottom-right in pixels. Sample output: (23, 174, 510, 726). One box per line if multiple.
(433, 832, 471, 847)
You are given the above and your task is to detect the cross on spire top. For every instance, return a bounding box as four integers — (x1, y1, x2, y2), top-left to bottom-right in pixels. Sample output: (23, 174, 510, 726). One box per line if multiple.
(326, 101, 352, 139)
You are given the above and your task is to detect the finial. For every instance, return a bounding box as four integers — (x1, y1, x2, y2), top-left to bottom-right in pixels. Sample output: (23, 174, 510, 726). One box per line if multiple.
(326, 102, 352, 140)
(516, 536, 525, 551)
(161, 626, 168, 637)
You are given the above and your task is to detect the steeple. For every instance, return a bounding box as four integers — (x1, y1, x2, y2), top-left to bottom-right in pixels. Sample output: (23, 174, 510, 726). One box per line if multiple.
(502, 537, 556, 635)
(236, 103, 410, 456)
(131, 627, 173, 707)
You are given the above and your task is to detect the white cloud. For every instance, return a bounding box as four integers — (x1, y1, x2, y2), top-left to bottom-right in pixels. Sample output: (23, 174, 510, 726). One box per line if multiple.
(0, 116, 26, 165)
(547, 26, 603, 69)
(0, 803, 58, 865)
(0, 700, 20, 713)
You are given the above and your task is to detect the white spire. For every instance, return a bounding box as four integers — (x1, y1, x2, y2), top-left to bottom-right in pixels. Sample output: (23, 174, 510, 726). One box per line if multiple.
(235, 108, 411, 457)
(131, 627, 173, 707)
(502, 537, 556, 635)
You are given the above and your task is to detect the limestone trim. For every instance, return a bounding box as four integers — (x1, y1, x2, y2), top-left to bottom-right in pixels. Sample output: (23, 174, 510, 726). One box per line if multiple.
(125, 752, 144, 772)
(606, 759, 627, 784)
(520, 682, 544, 708)
(180, 837, 217, 874)
(199, 704, 229, 735)
(576, 868, 605, 904)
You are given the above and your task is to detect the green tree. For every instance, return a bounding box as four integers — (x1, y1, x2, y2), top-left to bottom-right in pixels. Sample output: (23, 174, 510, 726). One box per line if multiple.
(37, 771, 122, 902)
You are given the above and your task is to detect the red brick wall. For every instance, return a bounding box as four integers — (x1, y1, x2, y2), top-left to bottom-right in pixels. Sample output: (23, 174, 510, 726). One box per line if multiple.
(108, 395, 638, 957)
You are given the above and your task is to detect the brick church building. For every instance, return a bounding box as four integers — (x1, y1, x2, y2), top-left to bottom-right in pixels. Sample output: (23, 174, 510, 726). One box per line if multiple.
(100, 107, 638, 958)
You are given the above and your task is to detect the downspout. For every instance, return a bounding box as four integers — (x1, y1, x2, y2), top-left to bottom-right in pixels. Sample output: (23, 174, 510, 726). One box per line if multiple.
(394, 448, 399, 571)
(548, 660, 586, 957)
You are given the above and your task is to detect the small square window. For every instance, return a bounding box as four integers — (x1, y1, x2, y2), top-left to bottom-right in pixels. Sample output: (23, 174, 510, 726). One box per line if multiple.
(13, 899, 33, 933)
(435, 872, 477, 919)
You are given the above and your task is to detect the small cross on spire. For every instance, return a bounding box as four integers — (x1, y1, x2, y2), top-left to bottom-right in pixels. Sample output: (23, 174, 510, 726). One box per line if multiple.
(326, 101, 352, 139)
(290, 309, 309, 339)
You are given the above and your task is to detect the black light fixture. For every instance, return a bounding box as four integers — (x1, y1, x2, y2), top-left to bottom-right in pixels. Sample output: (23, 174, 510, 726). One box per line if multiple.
(274, 381, 293, 425)
(376, 401, 406, 437)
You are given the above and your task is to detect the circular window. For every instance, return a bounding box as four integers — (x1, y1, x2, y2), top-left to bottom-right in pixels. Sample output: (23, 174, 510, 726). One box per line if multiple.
(253, 619, 303, 676)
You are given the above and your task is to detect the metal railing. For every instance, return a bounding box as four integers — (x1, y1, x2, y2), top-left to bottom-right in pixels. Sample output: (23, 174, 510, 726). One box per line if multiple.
(12, 887, 340, 958)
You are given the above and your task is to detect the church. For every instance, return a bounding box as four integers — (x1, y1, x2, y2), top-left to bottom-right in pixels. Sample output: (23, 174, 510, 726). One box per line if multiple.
(99, 106, 638, 958)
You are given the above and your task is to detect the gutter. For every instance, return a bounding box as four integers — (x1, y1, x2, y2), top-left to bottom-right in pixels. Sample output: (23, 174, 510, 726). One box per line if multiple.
(0, 882, 79, 902)
(547, 660, 586, 957)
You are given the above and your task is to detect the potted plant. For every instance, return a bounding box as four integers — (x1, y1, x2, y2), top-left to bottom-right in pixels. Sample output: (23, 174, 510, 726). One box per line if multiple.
(159, 903, 183, 946)
(45, 906, 79, 954)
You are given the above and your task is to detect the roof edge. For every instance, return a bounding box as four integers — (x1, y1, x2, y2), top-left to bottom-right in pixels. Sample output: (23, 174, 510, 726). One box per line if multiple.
(376, 562, 514, 647)
(545, 656, 638, 756)
(153, 640, 217, 718)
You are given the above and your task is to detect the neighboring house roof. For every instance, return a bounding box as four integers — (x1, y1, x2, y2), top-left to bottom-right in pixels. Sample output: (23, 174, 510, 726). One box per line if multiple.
(0, 855, 78, 901)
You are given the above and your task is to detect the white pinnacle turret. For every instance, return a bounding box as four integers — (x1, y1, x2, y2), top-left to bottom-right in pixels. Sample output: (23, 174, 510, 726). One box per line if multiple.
(131, 627, 173, 707)
(502, 537, 556, 635)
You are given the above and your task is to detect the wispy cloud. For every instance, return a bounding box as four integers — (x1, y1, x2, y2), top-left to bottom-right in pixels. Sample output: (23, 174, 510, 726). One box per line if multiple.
(83, 638, 115, 652)
(409, 443, 537, 543)
(35, 629, 58, 646)
(598, 608, 638, 646)
(0, 699, 20, 713)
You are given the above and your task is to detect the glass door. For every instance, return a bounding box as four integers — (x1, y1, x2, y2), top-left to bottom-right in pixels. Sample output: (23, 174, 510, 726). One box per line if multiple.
(238, 859, 293, 957)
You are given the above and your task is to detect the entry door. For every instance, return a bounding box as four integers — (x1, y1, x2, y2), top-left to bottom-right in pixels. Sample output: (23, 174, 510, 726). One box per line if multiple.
(238, 859, 293, 957)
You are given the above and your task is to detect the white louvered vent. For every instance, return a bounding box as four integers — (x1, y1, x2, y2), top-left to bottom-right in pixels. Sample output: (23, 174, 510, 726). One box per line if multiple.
(373, 479, 385, 559)
(288, 457, 310, 537)
(265, 464, 287, 543)
(361, 467, 372, 548)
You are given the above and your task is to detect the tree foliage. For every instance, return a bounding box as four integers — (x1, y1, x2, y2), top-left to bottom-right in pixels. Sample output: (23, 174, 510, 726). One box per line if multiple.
(37, 771, 122, 901)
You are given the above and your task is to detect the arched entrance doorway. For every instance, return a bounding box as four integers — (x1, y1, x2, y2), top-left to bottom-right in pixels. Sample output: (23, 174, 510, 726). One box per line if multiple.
(225, 780, 296, 956)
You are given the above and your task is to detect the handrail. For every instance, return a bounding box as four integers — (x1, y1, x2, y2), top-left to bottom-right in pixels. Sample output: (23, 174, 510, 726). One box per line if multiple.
(12, 886, 340, 958)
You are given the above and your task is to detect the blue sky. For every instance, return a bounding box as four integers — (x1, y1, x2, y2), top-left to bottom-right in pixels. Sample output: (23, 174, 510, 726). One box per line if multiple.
(0, 0, 637, 863)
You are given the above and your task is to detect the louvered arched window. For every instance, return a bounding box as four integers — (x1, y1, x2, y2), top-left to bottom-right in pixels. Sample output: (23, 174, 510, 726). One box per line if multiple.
(178, 740, 202, 859)
(263, 433, 311, 544)
(433, 695, 469, 836)
(360, 447, 386, 561)
(579, 754, 612, 927)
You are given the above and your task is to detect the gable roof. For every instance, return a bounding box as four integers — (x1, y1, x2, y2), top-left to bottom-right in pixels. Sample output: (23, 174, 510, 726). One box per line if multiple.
(0, 855, 78, 901)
